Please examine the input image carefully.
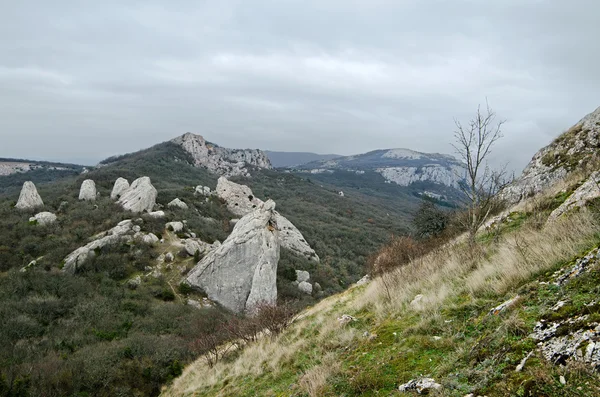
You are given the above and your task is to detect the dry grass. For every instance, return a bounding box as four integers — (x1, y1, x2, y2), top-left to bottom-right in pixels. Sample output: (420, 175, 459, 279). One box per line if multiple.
(359, 211, 599, 318)
(298, 352, 340, 397)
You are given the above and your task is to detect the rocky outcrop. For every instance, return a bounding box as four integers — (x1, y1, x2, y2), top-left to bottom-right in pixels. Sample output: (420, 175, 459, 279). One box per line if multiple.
(549, 172, 600, 221)
(15, 181, 44, 210)
(216, 177, 262, 217)
(62, 220, 158, 273)
(195, 185, 212, 196)
(216, 177, 319, 261)
(377, 164, 464, 188)
(185, 200, 280, 314)
(168, 198, 188, 210)
(502, 106, 600, 205)
(79, 179, 97, 201)
(117, 177, 157, 213)
(110, 177, 129, 200)
(172, 133, 272, 177)
(29, 212, 57, 226)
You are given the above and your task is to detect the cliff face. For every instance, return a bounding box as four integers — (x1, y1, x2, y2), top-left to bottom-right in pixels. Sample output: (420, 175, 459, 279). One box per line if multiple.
(502, 106, 600, 204)
(172, 133, 272, 177)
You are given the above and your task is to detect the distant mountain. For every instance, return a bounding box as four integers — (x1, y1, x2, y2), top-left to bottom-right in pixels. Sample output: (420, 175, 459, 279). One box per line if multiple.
(0, 158, 86, 194)
(265, 151, 342, 168)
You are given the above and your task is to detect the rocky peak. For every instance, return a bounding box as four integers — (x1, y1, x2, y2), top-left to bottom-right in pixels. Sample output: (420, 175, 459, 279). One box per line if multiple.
(502, 106, 600, 204)
(171, 133, 272, 177)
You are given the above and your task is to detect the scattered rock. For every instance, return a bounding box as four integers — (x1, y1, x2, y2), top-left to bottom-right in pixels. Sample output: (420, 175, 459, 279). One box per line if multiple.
(166, 221, 184, 233)
(296, 270, 310, 283)
(127, 275, 142, 289)
(398, 378, 442, 394)
(338, 191, 344, 197)
(410, 294, 424, 307)
(298, 281, 313, 295)
(356, 275, 371, 286)
(186, 200, 279, 314)
(15, 181, 44, 210)
(110, 177, 130, 200)
(489, 296, 521, 315)
(337, 314, 357, 326)
(184, 238, 211, 257)
(560, 375, 567, 385)
(168, 198, 189, 210)
(146, 210, 165, 219)
(554, 247, 599, 286)
(79, 179, 97, 201)
(515, 351, 534, 372)
(29, 212, 57, 226)
(117, 176, 157, 213)
(314, 282, 322, 293)
(165, 252, 174, 262)
(195, 185, 212, 196)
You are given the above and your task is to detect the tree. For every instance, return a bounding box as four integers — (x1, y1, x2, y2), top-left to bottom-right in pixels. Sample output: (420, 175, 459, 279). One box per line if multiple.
(452, 102, 508, 241)
(413, 199, 449, 239)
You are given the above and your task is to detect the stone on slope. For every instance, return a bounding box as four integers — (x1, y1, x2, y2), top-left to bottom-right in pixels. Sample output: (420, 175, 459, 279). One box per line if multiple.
(168, 198, 189, 210)
(15, 181, 44, 210)
(110, 177, 130, 199)
(217, 177, 319, 261)
(29, 212, 57, 226)
(298, 281, 313, 295)
(79, 179, 97, 201)
(117, 176, 157, 213)
(549, 171, 600, 221)
(145, 210, 165, 219)
(195, 185, 212, 196)
(296, 270, 310, 283)
(184, 238, 211, 256)
(185, 200, 280, 314)
(166, 221, 184, 233)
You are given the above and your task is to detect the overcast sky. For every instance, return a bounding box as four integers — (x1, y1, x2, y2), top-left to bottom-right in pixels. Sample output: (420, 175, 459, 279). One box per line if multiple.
(1, 1, 599, 171)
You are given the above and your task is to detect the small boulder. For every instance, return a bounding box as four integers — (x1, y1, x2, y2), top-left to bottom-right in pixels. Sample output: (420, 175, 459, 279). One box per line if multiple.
(79, 179, 97, 201)
(298, 281, 313, 295)
(166, 221, 184, 233)
(165, 252, 174, 262)
(15, 181, 44, 210)
(127, 275, 142, 289)
(168, 198, 189, 210)
(398, 378, 442, 394)
(29, 212, 57, 226)
(195, 185, 212, 196)
(296, 270, 310, 283)
(410, 294, 424, 307)
(146, 210, 165, 219)
(110, 177, 130, 200)
(337, 314, 357, 326)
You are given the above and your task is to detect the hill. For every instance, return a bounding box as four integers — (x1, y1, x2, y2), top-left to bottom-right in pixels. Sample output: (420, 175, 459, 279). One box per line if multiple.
(264, 151, 342, 168)
(0, 158, 85, 194)
(163, 107, 600, 396)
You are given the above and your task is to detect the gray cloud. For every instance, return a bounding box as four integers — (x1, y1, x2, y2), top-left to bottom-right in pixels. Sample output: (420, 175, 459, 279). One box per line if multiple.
(1, 0, 599, 171)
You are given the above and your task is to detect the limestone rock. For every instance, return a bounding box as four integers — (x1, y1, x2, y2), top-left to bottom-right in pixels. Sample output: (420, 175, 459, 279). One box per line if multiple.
(15, 181, 44, 210)
(298, 281, 313, 295)
(186, 200, 279, 314)
(549, 171, 600, 221)
(296, 270, 310, 283)
(399, 378, 442, 394)
(117, 177, 157, 213)
(166, 221, 184, 233)
(29, 212, 57, 226)
(146, 210, 165, 219)
(502, 106, 600, 205)
(165, 252, 174, 262)
(110, 177, 129, 200)
(184, 238, 211, 257)
(127, 275, 142, 289)
(217, 176, 263, 217)
(168, 198, 188, 210)
(78, 179, 97, 201)
(172, 133, 272, 177)
(217, 177, 319, 261)
(337, 314, 357, 326)
(489, 296, 521, 315)
(195, 185, 212, 196)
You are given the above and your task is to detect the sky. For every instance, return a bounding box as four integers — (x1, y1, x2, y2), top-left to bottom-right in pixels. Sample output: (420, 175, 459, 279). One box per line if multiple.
(1, 0, 599, 171)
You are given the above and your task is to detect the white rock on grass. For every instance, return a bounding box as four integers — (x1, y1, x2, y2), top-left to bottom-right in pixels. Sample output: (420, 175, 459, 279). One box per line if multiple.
(296, 270, 310, 283)
(146, 210, 165, 219)
(168, 198, 189, 210)
(298, 281, 313, 295)
(15, 181, 44, 210)
(117, 176, 157, 213)
(29, 212, 57, 226)
(398, 378, 442, 394)
(110, 177, 130, 199)
(79, 179, 97, 201)
(166, 221, 184, 233)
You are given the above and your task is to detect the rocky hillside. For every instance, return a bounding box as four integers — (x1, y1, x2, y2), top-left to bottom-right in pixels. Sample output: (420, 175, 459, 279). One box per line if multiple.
(162, 107, 600, 397)
(502, 106, 600, 204)
(265, 151, 342, 168)
(0, 158, 86, 194)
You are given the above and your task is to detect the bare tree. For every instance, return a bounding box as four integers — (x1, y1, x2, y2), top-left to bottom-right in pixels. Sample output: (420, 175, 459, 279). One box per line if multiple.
(452, 102, 508, 241)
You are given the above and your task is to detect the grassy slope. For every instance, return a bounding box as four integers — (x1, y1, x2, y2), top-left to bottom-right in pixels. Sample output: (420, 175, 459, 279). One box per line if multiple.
(163, 187, 600, 396)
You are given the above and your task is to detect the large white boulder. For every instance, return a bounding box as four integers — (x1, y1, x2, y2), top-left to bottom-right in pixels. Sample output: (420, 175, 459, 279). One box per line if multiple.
(168, 198, 189, 210)
(79, 179, 97, 201)
(29, 212, 57, 226)
(186, 200, 280, 314)
(117, 177, 157, 213)
(110, 177, 130, 200)
(15, 181, 44, 210)
(216, 177, 319, 261)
